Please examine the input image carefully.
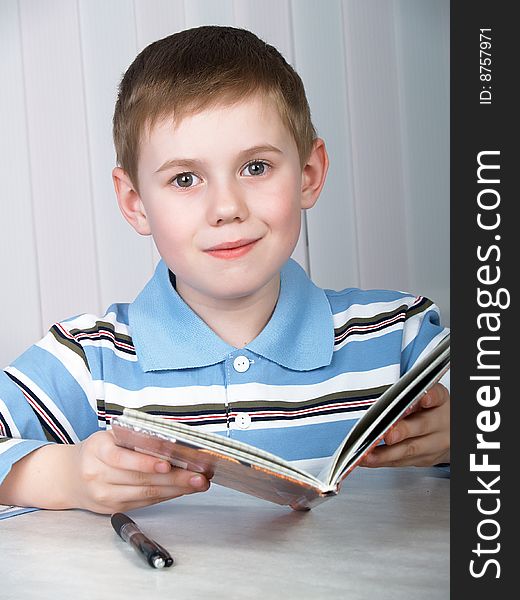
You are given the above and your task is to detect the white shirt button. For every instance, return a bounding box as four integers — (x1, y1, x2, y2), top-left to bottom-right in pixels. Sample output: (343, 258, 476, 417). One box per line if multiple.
(233, 355, 250, 373)
(235, 413, 252, 429)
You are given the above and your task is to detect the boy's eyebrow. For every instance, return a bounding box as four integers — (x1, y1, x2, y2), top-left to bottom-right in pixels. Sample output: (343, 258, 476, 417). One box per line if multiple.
(237, 144, 284, 159)
(154, 145, 284, 173)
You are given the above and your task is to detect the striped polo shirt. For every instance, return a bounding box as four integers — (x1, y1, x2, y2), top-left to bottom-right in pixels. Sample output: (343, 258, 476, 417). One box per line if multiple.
(0, 258, 449, 483)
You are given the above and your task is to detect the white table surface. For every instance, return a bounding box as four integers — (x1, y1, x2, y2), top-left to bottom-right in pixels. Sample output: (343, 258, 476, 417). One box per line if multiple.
(1, 466, 449, 600)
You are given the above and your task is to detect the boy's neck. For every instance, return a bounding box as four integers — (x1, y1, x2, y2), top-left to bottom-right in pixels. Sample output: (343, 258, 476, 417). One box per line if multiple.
(175, 275, 281, 349)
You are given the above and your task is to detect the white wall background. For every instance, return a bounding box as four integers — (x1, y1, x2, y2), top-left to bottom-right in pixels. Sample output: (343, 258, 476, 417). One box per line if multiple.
(0, 0, 449, 367)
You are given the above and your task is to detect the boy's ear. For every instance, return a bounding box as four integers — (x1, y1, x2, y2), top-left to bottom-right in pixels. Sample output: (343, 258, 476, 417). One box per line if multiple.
(300, 138, 329, 210)
(112, 167, 151, 236)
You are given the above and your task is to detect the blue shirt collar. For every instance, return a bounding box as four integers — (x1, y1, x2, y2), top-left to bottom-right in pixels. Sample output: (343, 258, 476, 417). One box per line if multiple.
(128, 258, 334, 372)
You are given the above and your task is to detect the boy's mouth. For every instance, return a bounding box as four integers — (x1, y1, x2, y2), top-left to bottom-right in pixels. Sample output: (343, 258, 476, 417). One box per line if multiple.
(205, 239, 259, 259)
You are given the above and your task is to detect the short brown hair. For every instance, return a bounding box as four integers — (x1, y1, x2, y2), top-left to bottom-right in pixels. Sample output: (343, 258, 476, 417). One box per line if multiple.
(113, 25, 316, 187)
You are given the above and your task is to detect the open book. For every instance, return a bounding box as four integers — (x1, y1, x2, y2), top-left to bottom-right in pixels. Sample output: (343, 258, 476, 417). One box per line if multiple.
(112, 334, 450, 510)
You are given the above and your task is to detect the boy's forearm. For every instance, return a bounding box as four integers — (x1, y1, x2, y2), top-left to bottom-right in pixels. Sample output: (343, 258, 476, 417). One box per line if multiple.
(0, 444, 78, 509)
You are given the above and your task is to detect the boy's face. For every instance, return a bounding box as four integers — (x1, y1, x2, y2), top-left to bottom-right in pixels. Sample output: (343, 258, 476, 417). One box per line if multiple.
(117, 95, 325, 308)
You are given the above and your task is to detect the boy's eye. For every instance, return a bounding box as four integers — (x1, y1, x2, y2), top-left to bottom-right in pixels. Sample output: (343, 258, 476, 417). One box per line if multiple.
(242, 160, 269, 177)
(172, 172, 200, 188)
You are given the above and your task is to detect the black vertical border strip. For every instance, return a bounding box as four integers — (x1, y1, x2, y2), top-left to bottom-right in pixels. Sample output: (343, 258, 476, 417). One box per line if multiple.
(451, 1, 515, 596)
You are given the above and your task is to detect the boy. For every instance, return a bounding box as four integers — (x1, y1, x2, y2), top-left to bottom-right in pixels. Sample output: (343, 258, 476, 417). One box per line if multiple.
(0, 26, 449, 514)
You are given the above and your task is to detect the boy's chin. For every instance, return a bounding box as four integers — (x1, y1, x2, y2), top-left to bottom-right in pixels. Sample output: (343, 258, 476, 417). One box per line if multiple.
(178, 272, 281, 305)
(209, 278, 279, 301)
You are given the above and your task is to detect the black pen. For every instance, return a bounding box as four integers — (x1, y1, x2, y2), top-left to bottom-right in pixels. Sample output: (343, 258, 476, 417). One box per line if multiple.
(111, 512, 174, 568)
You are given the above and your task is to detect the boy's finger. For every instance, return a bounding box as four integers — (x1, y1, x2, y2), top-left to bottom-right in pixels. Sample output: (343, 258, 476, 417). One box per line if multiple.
(384, 410, 431, 445)
(420, 383, 449, 409)
(362, 433, 444, 467)
(103, 443, 172, 474)
(93, 479, 210, 512)
(128, 473, 210, 499)
(104, 465, 209, 490)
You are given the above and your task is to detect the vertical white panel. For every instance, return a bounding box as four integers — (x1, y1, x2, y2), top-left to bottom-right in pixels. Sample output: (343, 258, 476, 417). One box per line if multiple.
(233, 0, 293, 63)
(134, 0, 186, 50)
(18, 0, 100, 328)
(78, 0, 156, 309)
(394, 0, 450, 323)
(232, 0, 308, 271)
(183, 0, 235, 28)
(0, 0, 42, 366)
(291, 0, 359, 291)
(341, 0, 410, 292)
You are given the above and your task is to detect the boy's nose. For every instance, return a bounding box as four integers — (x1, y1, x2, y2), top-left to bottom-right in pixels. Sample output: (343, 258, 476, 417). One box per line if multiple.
(206, 185, 249, 226)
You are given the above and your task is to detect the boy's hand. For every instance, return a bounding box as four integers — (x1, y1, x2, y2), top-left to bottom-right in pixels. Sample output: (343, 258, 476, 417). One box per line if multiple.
(360, 383, 450, 468)
(68, 430, 210, 514)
